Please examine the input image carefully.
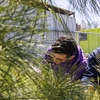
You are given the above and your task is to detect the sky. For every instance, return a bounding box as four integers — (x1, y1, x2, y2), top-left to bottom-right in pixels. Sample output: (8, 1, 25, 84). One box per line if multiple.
(48, 0, 100, 28)
(50, 0, 82, 24)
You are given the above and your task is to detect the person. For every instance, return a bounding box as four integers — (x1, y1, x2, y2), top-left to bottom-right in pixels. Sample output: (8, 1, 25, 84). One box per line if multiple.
(44, 35, 87, 82)
(81, 47, 100, 87)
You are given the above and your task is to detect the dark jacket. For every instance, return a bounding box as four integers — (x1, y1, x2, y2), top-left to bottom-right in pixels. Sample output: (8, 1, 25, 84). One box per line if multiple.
(82, 47, 100, 85)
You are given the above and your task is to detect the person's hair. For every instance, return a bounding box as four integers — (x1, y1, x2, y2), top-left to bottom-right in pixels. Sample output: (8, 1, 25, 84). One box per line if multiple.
(52, 35, 77, 57)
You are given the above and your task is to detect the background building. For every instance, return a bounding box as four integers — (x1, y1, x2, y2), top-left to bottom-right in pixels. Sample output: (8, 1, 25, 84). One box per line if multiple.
(34, 4, 77, 46)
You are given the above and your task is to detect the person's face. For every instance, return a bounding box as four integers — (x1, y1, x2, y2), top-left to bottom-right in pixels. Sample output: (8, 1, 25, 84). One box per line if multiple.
(52, 53, 68, 64)
(52, 53, 75, 64)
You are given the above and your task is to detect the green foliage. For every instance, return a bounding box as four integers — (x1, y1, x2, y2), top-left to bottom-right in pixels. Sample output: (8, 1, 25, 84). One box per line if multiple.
(0, 0, 100, 100)
(33, 65, 86, 100)
(0, 0, 47, 45)
(0, 0, 48, 99)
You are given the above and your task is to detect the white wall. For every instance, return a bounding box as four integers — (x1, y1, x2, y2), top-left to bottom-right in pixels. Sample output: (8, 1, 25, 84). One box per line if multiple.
(46, 11, 76, 32)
